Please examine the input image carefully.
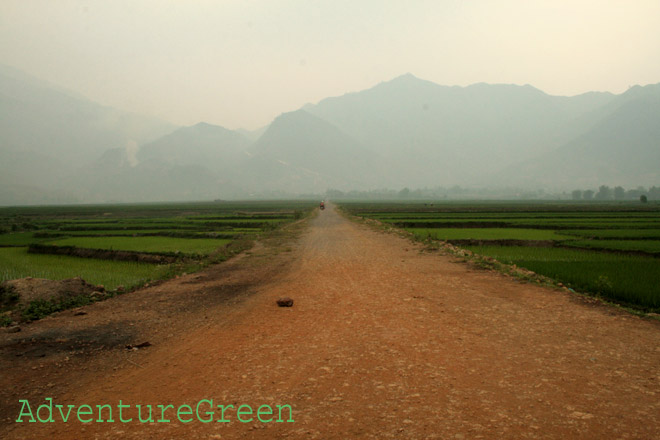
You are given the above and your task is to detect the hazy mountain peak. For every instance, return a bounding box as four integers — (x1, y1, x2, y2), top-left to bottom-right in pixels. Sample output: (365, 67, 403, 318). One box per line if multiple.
(256, 109, 346, 149)
(246, 107, 389, 192)
(558, 90, 614, 99)
(141, 121, 248, 153)
(464, 81, 546, 96)
(192, 121, 216, 129)
(389, 72, 420, 82)
(375, 72, 445, 91)
(621, 82, 660, 99)
(184, 121, 234, 134)
(272, 108, 312, 121)
(262, 109, 352, 139)
(128, 119, 246, 174)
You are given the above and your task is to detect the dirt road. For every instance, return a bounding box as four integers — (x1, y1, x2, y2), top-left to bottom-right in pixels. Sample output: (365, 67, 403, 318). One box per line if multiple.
(3, 204, 660, 439)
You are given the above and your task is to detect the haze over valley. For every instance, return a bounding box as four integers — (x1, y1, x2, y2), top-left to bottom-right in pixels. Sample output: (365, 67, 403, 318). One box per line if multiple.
(1, 64, 658, 204)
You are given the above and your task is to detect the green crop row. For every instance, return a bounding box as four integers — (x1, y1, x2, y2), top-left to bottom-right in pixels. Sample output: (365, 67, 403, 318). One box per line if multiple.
(0, 232, 51, 246)
(563, 239, 660, 255)
(407, 228, 572, 241)
(365, 212, 660, 220)
(38, 229, 248, 237)
(49, 236, 232, 255)
(464, 245, 660, 311)
(388, 219, 660, 230)
(562, 229, 660, 239)
(0, 247, 168, 290)
(0, 200, 315, 218)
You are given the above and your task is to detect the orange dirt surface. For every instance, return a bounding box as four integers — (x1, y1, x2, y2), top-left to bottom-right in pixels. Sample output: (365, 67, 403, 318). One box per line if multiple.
(2, 204, 659, 439)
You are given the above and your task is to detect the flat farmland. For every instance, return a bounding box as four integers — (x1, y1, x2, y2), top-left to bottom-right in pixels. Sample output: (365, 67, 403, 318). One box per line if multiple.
(49, 236, 232, 255)
(0, 201, 315, 323)
(0, 247, 168, 290)
(342, 201, 660, 312)
(408, 227, 572, 241)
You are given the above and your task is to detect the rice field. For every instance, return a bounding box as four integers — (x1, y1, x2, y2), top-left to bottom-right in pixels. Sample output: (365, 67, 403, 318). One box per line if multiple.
(464, 245, 660, 310)
(408, 228, 572, 241)
(0, 232, 47, 246)
(50, 236, 231, 255)
(563, 229, 660, 239)
(0, 200, 315, 291)
(0, 247, 168, 290)
(343, 200, 660, 312)
(563, 239, 660, 255)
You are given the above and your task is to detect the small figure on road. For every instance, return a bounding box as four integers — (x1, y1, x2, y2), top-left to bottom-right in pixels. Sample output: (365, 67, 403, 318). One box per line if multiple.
(320, 201, 325, 210)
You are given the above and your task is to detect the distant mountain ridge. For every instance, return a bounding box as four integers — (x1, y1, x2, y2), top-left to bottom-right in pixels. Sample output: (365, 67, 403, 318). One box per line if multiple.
(64, 122, 250, 203)
(1, 65, 658, 204)
(303, 74, 620, 186)
(244, 109, 393, 193)
(137, 122, 249, 171)
(502, 84, 660, 187)
(0, 64, 176, 203)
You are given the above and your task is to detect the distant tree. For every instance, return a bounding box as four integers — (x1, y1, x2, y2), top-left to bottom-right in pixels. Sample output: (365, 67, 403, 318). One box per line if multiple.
(448, 185, 466, 195)
(326, 189, 345, 198)
(649, 186, 660, 200)
(640, 194, 648, 203)
(583, 189, 594, 200)
(571, 190, 582, 200)
(410, 189, 423, 198)
(398, 187, 410, 199)
(595, 185, 613, 200)
(613, 186, 625, 200)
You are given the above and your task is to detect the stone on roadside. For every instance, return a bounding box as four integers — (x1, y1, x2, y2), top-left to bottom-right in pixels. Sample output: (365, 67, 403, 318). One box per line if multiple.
(276, 297, 294, 307)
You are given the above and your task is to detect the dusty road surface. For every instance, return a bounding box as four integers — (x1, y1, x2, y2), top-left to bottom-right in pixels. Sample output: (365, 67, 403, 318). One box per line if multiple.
(2, 204, 660, 439)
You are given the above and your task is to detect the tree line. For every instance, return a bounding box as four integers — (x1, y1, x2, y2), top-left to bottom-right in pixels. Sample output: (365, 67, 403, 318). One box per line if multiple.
(570, 186, 660, 202)
(325, 185, 660, 201)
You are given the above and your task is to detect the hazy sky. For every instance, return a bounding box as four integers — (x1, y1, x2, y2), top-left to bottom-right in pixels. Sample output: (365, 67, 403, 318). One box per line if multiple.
(2, 1, 659, 129)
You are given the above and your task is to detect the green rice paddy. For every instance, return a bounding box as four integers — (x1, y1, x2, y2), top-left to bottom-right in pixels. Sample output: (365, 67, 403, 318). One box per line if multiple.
(464, 245, 660, 310)
(408, 228, 572, 241)
(0, 247, 168, 290)
(50, 236, 231, 255)
(0, 200, 315, 293)
(343, 200, 660, 312)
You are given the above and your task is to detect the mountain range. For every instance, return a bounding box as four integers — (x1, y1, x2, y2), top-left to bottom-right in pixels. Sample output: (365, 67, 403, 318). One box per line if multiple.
(1, 64, 658, 204)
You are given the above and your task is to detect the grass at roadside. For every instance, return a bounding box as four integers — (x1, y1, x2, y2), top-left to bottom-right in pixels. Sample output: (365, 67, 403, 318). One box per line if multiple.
(49, 236, 231, 255)
(563, 239, 660, 255)
(407, 227, 571, 241)
(0, 247, 168, 290)
(464, 245, 660, 311)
